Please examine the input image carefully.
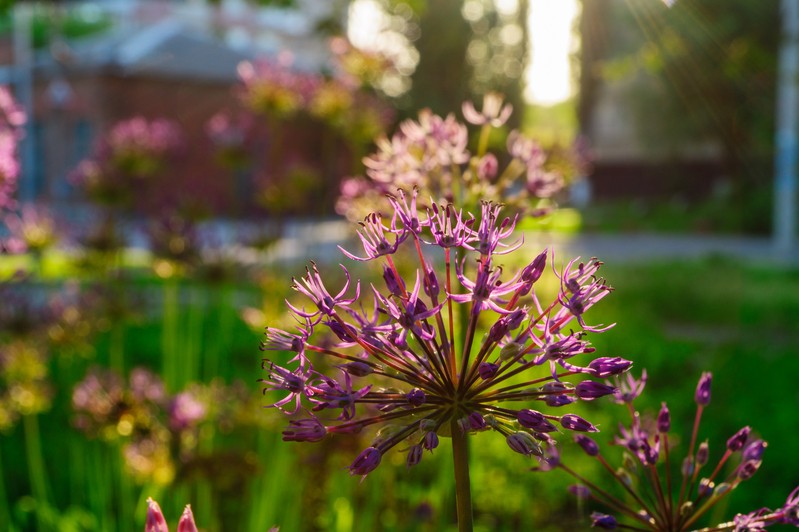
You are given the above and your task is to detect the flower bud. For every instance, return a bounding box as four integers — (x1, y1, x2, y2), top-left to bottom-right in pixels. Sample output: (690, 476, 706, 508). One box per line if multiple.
(698, 478, 714, 497)
(177, 505, 198, 532)
(742, 439, 767, 461)
(544, 394, 576, 407)
(714, 482, 732, 496)
(575, 380, 616, 400)
(588, 357, 633, 378)
(681, 456, 695, 477)
(737, 460, 761, 481)
(423, 431, 439, 451)
(340, 360, 374, 377)
(282, 417, 327, 442)
(657, 403, 670, 433)
(622, 453, 638, 474)
(506, 431, 542, 457)
(696, 440, 709, 467)
(726, 426, 751, 452)
(560, 413, 598, 432)
(383, 265, 406, 298)
(520, 250, 547, 287)
(146, 498, 168, 532)
(349, 447, 382, 476)
(617, 467, 633, 488)
(569, 484, 591, 498)
(406, 444, 423, 468)
(695, 372, 712, 406)
(518, 409, 557, 432)
(541, 381, 576, 407)
(423, 265, 440, 299)
(499, 341, 524, 361)
(406, 388, 426, 407)
(468, 411, 487, 431)
(590, 512, 618, 529)
(575, 434, 599, 456)
(478, 362, 500, 380)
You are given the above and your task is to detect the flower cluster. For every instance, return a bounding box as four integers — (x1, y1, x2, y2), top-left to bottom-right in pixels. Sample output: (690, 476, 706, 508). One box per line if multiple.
(336, 93, 587, 221)
(2, 203, 58, 256)
(261, 192, 630, 477)
(0, 86, 26, 213)
(72, 367, 262, 485)
(71, 117, 182, 206)
(551, 371, 799, 530)
(237, 46, 394, 145)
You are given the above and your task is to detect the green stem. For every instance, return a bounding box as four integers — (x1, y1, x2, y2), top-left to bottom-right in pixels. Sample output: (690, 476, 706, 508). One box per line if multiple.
(162, 281, 179, 390)
(23, 414, 50, 531)
(0, 447, 14, 531)
(110, 321, 125, 375)
(451, 418, 473, 532)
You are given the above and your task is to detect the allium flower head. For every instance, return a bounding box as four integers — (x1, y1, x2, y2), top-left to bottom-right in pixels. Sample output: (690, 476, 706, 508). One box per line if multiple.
(338, 95, 575, 222)
(262, 196, 627, 477)
(552, 370, 799, 531)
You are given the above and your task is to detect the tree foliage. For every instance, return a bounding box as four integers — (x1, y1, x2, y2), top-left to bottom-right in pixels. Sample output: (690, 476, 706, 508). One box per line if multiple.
(583, 0, 779, 195)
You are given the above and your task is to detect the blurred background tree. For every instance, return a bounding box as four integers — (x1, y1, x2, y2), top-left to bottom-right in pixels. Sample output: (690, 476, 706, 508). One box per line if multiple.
(363, 0, 529, 128)
(580, 0, 779, 232)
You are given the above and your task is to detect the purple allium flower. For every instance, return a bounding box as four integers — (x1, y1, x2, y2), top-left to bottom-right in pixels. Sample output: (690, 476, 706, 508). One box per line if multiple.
(338, 212, 406, 261)
(169, 391, 207, 431)
(696, 440, 710, 466)
(338, 96, 578, 223)
(406, 444, 424, 467)
(589, 357, 632, 378)
(3, 203, 58, 254)
(612, 369, 647, 404)
(507, 431, 542, 457)
(575, 381, 616, 401)
(695, 371, 712, 406)
(590, 512, 618, 529)
(743, 439, 767, 461)
(462, 92, 513, 127)
(423, 430, 439, 451)
(282, 417, 327, 442)
(517, 409, 558, 433)
(560, 414, 599, 433)
(551, 370, 798, 531)
(70, 116, 182, 207)
(657, 402, 670, 433)
(477, 362, 500, 380)
(575, 434, 600, 456)
(263, 199, 623, 478)
(727, 426, 752, 452)
(349, 446, 382, 477)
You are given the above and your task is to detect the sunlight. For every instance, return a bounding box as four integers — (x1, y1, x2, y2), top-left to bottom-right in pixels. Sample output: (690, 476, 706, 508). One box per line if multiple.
(525, 0, 579, 106)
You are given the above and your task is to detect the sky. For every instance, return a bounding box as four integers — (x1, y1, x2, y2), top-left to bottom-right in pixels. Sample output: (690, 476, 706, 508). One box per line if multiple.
(349, 0, 580, 106)
(525, 0, 579, 106)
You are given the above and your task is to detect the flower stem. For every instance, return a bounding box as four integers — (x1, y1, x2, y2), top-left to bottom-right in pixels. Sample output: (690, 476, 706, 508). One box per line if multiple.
(451, 418, 473, 532)
(23, 414, 50, 531)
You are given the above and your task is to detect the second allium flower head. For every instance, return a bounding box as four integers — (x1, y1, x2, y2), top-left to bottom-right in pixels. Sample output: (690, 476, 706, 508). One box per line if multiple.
(260, 189, 631, 476)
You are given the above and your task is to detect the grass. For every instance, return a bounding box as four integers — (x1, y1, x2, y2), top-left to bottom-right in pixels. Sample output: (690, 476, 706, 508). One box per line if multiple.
(1, 252, 797, 530)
